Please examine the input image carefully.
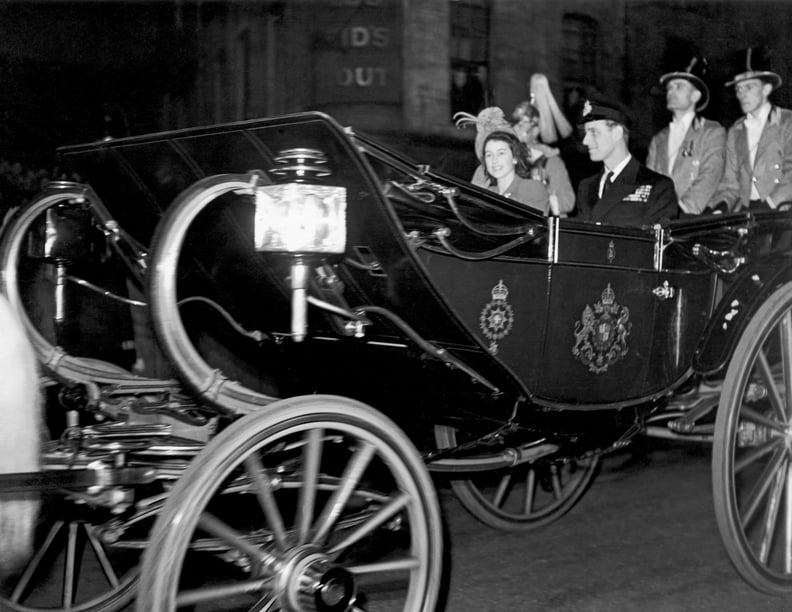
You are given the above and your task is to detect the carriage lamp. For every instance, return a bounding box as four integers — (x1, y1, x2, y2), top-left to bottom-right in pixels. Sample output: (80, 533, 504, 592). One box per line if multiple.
(253, 148, 347, 342)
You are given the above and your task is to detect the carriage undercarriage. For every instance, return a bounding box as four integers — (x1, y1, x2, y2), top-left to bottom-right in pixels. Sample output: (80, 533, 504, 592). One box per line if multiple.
(2, 113, 792, 610)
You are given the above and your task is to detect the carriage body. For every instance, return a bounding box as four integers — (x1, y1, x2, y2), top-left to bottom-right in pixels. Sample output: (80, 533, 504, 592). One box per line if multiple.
(3, 111, 792, 610)
(49, 112, 792, 447)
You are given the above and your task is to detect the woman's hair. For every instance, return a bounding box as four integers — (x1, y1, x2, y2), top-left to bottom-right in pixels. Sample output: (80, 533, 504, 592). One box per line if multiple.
(512, 101, 540, 126)
(481, 130, 532, 183)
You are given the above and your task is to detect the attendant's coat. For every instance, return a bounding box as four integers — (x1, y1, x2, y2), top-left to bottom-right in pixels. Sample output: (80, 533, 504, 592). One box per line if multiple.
(577, 157, 679, 227)
(646, 116, 726, 214)
(712, 105, 792, 210)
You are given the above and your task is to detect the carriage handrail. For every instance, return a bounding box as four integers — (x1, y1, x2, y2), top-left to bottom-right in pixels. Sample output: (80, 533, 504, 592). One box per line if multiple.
(429, 226, 539, 261)
(691, 226, 750, 276)
(388, 178, 541, 238)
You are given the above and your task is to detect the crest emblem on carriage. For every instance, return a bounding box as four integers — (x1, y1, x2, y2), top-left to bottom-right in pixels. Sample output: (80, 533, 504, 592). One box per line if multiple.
(480, 280, 514, 355)
(572, 284, 631, 374)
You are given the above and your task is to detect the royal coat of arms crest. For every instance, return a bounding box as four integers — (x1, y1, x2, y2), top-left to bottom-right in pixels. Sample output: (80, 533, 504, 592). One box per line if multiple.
(480, 280, 514, 355)
(572, 284, 631, 374)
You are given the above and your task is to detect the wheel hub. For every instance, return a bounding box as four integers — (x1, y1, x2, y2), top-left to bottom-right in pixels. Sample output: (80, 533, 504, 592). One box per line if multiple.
(279, 546, 357, 612)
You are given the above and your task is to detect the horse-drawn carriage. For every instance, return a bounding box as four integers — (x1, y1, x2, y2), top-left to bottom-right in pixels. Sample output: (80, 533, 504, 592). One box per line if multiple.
(1, 111, 792, 611)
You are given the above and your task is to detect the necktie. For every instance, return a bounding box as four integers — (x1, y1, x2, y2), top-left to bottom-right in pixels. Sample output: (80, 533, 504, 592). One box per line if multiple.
(600, 171, 613, 199)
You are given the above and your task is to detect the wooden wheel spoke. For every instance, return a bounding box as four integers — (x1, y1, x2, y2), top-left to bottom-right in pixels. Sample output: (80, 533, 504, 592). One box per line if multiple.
(198, 511, 267, 570)
(296, 428, 324, 545)
(85, 524, 120, 588)
(740, 446, 787, 528)
(328, 491, 410, 556)
(10, 519, 64, 602)
(63, 521, 79, 609)
(244, 453, 289, 551)
(311, 441, 376, 545)
(175, 577, 275, 608)
(757, 349, 788, 422)
(523, 469, 537, 514)
(758, 458, 787, 563)
(493, 473, 511, 507)
(781, 312, 792, 421)
(347, 555, 421, 575)
(550, 465, 563, 499)
(735, 437, 785, 473)
(740, 405, 787, 435)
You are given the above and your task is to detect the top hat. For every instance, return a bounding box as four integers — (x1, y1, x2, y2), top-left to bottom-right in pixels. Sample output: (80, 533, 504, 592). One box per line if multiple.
(576, 97, 632, 129)
(659, 54, 711, 111)
(725, 46, 782, 88)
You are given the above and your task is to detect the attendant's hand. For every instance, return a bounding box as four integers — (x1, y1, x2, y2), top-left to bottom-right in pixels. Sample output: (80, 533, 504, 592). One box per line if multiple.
(549, 192, 560, 216)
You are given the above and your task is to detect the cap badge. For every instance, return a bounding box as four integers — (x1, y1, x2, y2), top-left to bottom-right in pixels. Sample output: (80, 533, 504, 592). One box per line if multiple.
(583, 100, 592, 117)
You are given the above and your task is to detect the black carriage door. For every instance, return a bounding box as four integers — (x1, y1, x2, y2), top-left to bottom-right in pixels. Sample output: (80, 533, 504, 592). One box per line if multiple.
(537, 222, 662, 405)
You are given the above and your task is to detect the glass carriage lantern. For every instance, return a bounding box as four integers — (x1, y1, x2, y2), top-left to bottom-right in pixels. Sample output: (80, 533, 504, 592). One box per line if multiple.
(253, 148, 347, 342)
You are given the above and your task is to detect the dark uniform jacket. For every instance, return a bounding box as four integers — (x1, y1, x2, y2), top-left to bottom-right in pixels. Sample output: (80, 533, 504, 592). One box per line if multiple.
(577, 157, 679, 227)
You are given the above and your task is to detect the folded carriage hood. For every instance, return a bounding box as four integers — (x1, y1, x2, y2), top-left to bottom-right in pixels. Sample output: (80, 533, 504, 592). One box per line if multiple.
(56, 112, 530, 411)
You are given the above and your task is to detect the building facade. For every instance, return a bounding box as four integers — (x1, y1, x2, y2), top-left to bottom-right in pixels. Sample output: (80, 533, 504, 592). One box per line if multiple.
(2, 1, 792, 179)
(165, 0, 792, 178)
(164, 0, 631, 177)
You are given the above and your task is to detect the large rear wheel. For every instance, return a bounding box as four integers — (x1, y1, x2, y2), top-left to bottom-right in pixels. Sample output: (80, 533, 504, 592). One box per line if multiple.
(713, 279, 792, 594)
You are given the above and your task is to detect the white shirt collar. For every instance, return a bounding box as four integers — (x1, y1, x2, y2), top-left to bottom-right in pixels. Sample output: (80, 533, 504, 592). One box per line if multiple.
(746, 102, 772, 125)
(670, 110, 695, 131)
(605, 154, 632, 180)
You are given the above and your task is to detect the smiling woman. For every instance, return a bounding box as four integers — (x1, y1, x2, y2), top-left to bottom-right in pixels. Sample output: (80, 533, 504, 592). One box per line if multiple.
(480, 130, 549, 214)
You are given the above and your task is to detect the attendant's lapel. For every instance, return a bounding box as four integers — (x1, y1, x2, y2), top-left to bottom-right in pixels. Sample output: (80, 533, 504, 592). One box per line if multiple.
(735, 120, 751, 171)
(755, 106, 780, 168)
(672, 122, 696, 174)
(657, 129, 670, 174)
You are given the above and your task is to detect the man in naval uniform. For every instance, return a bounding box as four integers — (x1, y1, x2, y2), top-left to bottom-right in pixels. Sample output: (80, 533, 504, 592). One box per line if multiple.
(576, 98, 679, 227)
(646, 54, 726, 215)
(712, 46, 792, 211)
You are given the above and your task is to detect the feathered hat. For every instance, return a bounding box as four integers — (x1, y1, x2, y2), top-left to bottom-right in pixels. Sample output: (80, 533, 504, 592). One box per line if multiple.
(454, 107, 516, 160)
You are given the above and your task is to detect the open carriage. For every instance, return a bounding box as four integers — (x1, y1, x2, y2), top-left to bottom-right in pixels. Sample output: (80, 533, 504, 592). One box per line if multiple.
(2, 111, 792, 611)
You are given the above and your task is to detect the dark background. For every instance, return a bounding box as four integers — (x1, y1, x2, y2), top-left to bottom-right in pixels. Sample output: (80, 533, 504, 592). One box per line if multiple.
(2, 0, 792, 206)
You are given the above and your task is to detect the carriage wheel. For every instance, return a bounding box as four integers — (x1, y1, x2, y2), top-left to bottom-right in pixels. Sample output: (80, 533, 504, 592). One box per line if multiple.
(0, 501, 144, 612)
(433, 424, 598, 530)
(713, 280, 792, 594)
(136, 395, 442, 612)
(0, 185, 144, 612)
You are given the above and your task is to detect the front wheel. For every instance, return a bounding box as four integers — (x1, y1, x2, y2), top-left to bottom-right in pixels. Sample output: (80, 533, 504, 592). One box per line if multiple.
(714, 280, 792, 594)
(136, 395, 442, 612)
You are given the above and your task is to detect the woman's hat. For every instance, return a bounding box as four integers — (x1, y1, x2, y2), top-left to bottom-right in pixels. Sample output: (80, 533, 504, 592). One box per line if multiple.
(659, 54, 710, 111)
(725, 46, 782, 89)
(454, 107, 517, 160)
